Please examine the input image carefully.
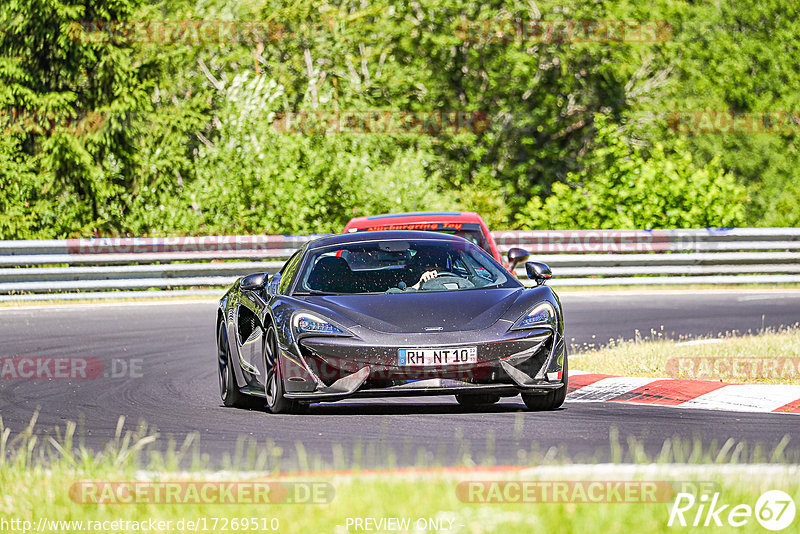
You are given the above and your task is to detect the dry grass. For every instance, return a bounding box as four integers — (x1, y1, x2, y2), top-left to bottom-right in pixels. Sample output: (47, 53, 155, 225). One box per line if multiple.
(572, 327, 800, 384)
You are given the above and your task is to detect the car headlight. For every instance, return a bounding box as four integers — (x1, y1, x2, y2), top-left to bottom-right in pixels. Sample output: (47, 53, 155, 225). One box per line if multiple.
(511, 302, 557, 331)
(292, 312, 351, 336)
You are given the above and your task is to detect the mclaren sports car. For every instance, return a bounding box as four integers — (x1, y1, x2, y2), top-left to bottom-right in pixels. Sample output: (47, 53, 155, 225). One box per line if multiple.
(216, 231, 567, 413)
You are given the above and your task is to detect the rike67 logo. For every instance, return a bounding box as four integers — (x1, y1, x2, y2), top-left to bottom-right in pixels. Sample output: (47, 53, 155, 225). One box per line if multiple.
(668, 490, 796, 531)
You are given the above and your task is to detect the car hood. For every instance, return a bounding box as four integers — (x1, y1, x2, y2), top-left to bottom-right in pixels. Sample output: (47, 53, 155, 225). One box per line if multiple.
(304, 288, 526, 333)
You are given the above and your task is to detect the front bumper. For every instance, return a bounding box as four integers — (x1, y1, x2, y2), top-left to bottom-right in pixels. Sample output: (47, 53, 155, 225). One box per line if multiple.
(279, 326, 566, 403)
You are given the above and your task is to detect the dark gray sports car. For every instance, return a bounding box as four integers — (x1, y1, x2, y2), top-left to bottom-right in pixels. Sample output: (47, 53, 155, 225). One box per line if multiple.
(216, 230, 566, 413)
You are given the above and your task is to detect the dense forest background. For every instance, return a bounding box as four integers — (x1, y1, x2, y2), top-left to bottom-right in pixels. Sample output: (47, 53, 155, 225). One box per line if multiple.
(1, 0, 798, 238)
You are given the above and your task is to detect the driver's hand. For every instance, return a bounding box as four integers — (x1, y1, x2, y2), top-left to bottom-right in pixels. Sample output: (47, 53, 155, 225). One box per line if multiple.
(411, 270, 438, 290)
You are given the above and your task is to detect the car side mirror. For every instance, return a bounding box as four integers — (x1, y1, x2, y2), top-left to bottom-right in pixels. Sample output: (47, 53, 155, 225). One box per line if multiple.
(241, 272, 269, 291)
(267, 272, 281, 295)
(525, 261, 552, 286)
(507, 247, 531, 270)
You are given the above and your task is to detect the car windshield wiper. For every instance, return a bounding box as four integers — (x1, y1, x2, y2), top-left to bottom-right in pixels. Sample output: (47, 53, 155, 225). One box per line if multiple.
(294, 290, 339, 296)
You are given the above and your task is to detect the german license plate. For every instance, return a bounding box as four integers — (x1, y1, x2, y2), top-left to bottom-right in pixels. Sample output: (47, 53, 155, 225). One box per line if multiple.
(398, 347, 477, 366)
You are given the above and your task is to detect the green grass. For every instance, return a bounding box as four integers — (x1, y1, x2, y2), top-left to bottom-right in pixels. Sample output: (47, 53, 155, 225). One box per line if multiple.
(571, 327, 800, 384)
(2, 415, 799, 533)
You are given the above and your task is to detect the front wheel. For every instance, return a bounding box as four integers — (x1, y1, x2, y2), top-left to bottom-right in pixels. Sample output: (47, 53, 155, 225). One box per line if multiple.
(522, 352, 568, 411)
(263, 326, 299, 414)
(218, 321, 247, 408)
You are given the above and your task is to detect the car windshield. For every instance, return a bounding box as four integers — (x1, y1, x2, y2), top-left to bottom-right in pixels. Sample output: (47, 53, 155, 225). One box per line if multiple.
(295, 238, 517, 295)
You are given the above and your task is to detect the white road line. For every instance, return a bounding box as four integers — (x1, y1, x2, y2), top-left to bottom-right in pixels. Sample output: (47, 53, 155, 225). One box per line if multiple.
(561, 289, 800, 298)
(738, 293, 800, 301)
(0, 299, 218, 313)
(132, 463, 800, 481)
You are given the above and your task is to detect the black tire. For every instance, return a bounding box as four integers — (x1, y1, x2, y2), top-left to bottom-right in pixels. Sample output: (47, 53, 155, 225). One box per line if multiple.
(455, 394, 501, 407)
(263, 326, 298, 414)
(522, 352, 569, 411)
(218, 321, 248, 408)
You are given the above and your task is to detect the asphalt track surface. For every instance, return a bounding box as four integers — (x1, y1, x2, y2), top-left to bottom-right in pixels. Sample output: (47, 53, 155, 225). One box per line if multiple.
(1, 289, 799, 469)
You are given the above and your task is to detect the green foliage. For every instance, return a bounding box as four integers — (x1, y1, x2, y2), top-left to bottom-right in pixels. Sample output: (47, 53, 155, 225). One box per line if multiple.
(0, 0, 153, 238)
(2, 0, 798, 238)
(127, 71, 451, 235)
(0, 136, 40, 237)
(517, 115, 747, 229)
(646, 0, 800, 226)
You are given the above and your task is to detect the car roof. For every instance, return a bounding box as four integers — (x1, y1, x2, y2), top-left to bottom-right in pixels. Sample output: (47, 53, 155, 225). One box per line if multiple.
(306, 230, 463, 250)
(344, 211, 484, 229)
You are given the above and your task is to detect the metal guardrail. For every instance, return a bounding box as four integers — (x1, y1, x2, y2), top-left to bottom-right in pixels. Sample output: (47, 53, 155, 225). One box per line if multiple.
(1, 228, 799, 298)
(496, 228, 800, 286)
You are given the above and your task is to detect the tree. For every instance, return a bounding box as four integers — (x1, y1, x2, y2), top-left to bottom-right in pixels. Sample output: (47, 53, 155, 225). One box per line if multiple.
(516, 114, 747, 229)
(0, 0, 154, 237)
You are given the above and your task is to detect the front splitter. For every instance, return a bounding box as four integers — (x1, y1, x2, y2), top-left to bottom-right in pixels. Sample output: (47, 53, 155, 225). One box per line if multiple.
(283, 381, 563, 403)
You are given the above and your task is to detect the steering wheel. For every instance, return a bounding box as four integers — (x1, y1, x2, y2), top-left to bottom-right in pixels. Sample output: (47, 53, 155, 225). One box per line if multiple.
(432, 271, 461, 278)
(419, 270, 472, 290)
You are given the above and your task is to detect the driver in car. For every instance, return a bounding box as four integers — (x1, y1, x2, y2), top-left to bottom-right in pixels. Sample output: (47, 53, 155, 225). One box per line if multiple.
(410, 269, 439, 290)
(404, 248, 451, 290)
